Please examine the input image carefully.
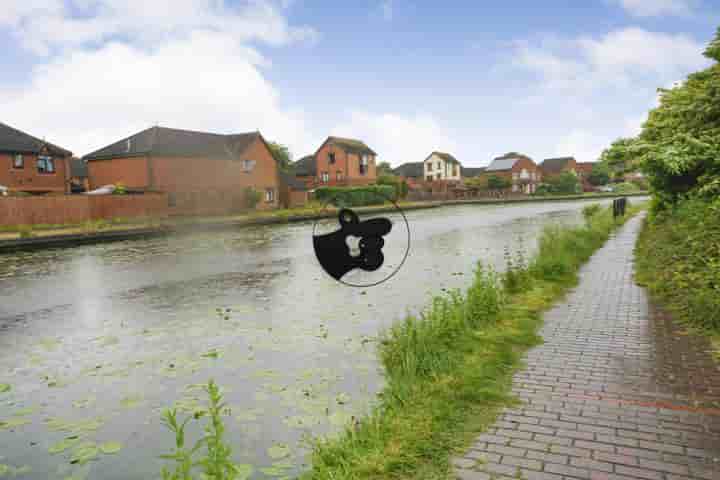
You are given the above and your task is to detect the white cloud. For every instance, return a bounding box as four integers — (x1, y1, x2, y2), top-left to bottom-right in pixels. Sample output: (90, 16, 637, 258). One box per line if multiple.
(331, 111, 457, 166)
(554, 129, 614, 163)
(611, 0, 694, 17)
(381, 0, 393, 21)
(513, 28, 708, 94)
(1, 0, 319, 55)
(0, 31, 313, 157)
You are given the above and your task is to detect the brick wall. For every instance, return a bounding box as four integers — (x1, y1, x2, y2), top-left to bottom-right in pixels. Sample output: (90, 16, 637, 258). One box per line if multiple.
(87, 156, 150, 190)
(0, 153, 69, 193)
(314, 143, 376, 186)
(0, 194, 168, 226)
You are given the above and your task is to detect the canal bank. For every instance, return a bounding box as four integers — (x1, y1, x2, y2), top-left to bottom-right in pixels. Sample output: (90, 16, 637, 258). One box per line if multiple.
(0, 192, 648, 253)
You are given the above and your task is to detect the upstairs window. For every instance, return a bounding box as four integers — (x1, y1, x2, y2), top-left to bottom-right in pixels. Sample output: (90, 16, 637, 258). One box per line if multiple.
(13, 154, 24, 169)
(37, 155, 55, 174)
(328, 152, 336, 164)
(436, 161, 441, 170)
(359, 154, 369, 175)
(241, 159, 256, 172)
(265, 188, 275, 202)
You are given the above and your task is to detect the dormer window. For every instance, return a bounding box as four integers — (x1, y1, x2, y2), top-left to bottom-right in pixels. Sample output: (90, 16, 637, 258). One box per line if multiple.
(13, 154, 24, 169)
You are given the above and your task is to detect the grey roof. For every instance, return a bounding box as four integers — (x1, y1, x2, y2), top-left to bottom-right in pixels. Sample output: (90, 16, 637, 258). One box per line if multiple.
(427, 151, 460, 165)
(322, 136, 376, 156)
(486, 157, 518, 171)
(70, 157, 88, 178)
(292, 155, 316, 176)
(83, 126, 261, 161)
(279, 171, 308, 191)
(541, 157, 576, 174)
(0, 121, 72, 156)
(393, 162, 424, 178)
(461, 166, 486, 177)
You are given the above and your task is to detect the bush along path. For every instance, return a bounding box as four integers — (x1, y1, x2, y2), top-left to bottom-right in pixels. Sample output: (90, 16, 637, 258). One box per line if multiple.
(452, 213, 720, 480)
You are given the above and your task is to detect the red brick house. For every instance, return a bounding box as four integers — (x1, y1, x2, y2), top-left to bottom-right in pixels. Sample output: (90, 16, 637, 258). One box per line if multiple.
(575, 161, 595, 191)
(83, 126, 281, 214)
(392, 162, 424, 189)
(292, 136, 377, 188)
(483, 152, 541, 194)
(540, 156, 577, 179)
(0, 121, 72, 194)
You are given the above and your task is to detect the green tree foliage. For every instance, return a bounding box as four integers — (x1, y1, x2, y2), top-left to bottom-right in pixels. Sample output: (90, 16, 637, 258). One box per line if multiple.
(377, 161, 393, 176)
(244, 187, 262, 209)
(487, 175, 511, 190)
(267, 141, 292, 172)
(377, 174, 409, 199)
(625, 27, 720, 207)
(588, 163, 610, 186)
(541, 172, 581, 194)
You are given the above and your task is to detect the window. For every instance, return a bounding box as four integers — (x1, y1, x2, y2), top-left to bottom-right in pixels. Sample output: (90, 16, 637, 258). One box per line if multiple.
(436, 161, 441, 170)
(336, 171, 343, 181)
(359, 154, 368, 175)
(328, 152, 336, 164)
(426, 175, 433, 182)
(241, 159, 256, 172)
(321, 172, 329, 183)
(168, 192, 177, 207)
(13, 154, 24, 169)
(37, 155, 55, 174)
(265, 188, 275, 202)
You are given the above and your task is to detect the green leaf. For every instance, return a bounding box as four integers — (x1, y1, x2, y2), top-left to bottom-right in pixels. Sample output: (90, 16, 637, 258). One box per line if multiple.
(49, 437, 81, 454)
(99, 441, 123, 454)
(267, 443, 290, 459)
(70, 442, 99, 465)
(0, 384, 10, 394)
(0, 418, 31, 430)
(234, 464, 254, 480)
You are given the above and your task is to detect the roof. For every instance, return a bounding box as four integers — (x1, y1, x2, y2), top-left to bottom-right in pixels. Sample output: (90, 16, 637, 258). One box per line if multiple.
(292, 155, 316, 176)
(70, 157, 88, 178)
(393, 162, 424, 178)
(0, 121, 72, 156)
(427, 151, 460, 164)
(486, 152, 534, 172)
(279, 171, 308, 191)
(320, 136, 376, 156)
(83, 126, 261, 161)
(461, 166, 486, 177)
(541, 156, 576, 174)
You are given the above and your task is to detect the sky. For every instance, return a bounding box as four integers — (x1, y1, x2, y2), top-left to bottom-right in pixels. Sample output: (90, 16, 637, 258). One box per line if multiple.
(0, 1, 718, 168)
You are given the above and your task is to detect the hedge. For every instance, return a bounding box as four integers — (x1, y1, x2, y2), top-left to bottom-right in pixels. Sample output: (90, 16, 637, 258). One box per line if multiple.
(314, 185, 396, 207)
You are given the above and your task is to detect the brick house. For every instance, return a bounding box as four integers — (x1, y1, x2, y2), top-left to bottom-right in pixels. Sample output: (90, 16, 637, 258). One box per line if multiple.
(292, 136, 377, 188)
(423, 152, 461, 182)
(483, 152, 541, 194)
(392, 162, 424, 189)
(540, 156, 577, 179)
(0, 121, 72, 194)
(575, 161, 595, 191)
(83, 126, 281, 214)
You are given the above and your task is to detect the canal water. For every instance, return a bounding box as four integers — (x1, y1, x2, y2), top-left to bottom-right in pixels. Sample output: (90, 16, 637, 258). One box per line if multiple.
(0, 199, 612, 479)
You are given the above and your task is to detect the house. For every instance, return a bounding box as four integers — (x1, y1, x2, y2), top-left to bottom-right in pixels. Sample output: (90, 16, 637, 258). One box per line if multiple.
(575, 162, 595, 191)
(278, 171, 309, 208)
(69, 157, 89, 193)
(461, 166, 486, 178)
(0, 121, 72, 194)
(483, 152, 541, 194)
(540, 156, 577, 179)
(423, 152, 461, 182)
(83, 126, 281, 213)
(392, 162, 424, 189)
(292, 136, 377, 187)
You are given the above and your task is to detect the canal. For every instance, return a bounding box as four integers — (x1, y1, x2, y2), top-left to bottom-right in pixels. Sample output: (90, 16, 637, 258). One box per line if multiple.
(0, 198, 613, 479)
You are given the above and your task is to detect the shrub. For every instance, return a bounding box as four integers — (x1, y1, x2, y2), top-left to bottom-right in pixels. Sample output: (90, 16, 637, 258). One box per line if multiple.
(244, 187, 262, 209)
(314, 185, 396, 207)
(582, 203, 602, 223)
(17, 225, 34, 239)
(113, 182, 127, 195)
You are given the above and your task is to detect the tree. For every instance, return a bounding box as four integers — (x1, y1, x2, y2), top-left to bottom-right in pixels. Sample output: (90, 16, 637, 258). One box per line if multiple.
(487, 175, 511, 190)
(551, 171, 581, 194)
(599, 137, 639, 181)
(588, 163, 610, 186)
(377, 161, 393, 176)
(267, 141, 292, 172)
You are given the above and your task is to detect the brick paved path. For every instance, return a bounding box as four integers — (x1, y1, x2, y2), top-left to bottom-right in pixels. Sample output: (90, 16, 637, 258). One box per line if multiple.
(454, 214, 720, 480)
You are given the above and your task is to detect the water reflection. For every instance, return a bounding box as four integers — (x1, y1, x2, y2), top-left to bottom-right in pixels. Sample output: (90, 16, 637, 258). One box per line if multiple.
(0, 199, 613, 479)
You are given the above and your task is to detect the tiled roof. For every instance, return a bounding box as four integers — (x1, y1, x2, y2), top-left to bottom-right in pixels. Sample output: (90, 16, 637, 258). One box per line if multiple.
(0, 121, 72, 156)
(291, 155, 316, 176)
(486, 152, 534, 171)
(70, 157, 88, 177)
(323, 136, 376, 156)
(393, 162, 424, 178)
(541, 157, 576, 174)
(461, 166, 486, 177)
(83, 126, 260, 161)
(279, 171, 308, 191)
(430, 151, 460, 165)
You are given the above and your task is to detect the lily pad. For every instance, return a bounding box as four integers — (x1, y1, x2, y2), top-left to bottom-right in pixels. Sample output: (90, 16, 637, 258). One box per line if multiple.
(0, 418, 31, 430)
(0, 465, 8, 476)
(70, 442, 99, 465)
(267, 443, 290, 460)
(98, 336, 119, 347)
(234, 464, 254, 480)
(12, 406, 35, 417)
(0, 384, 10, 394)
(120, 395, 143, 409)
(99, 441, 123, 454)
(72, 397, 96, 409)
(201, 349, 220, 359)
(49, 437, 81, 454)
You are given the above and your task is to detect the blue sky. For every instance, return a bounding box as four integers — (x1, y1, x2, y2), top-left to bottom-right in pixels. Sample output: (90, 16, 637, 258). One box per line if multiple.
(0, 1, 717, 167)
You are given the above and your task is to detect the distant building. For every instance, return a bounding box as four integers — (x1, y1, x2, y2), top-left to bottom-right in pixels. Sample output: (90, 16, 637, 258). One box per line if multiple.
(69, 157, 89, 193)
(0, 121, 72, 194)
(484, 152, 541, 194)
(540, 156, 577, 179)
(392, 162, 424, 189)
(292, 136, 377, 188)
(423, 151, 461, 182)
(461, 166, 486, 178)
(84, 126, 281, 213)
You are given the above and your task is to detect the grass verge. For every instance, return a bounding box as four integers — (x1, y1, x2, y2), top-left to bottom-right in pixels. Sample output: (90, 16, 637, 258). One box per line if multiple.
(634, 198, 720, 357)
(299, 201, 644, 480)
